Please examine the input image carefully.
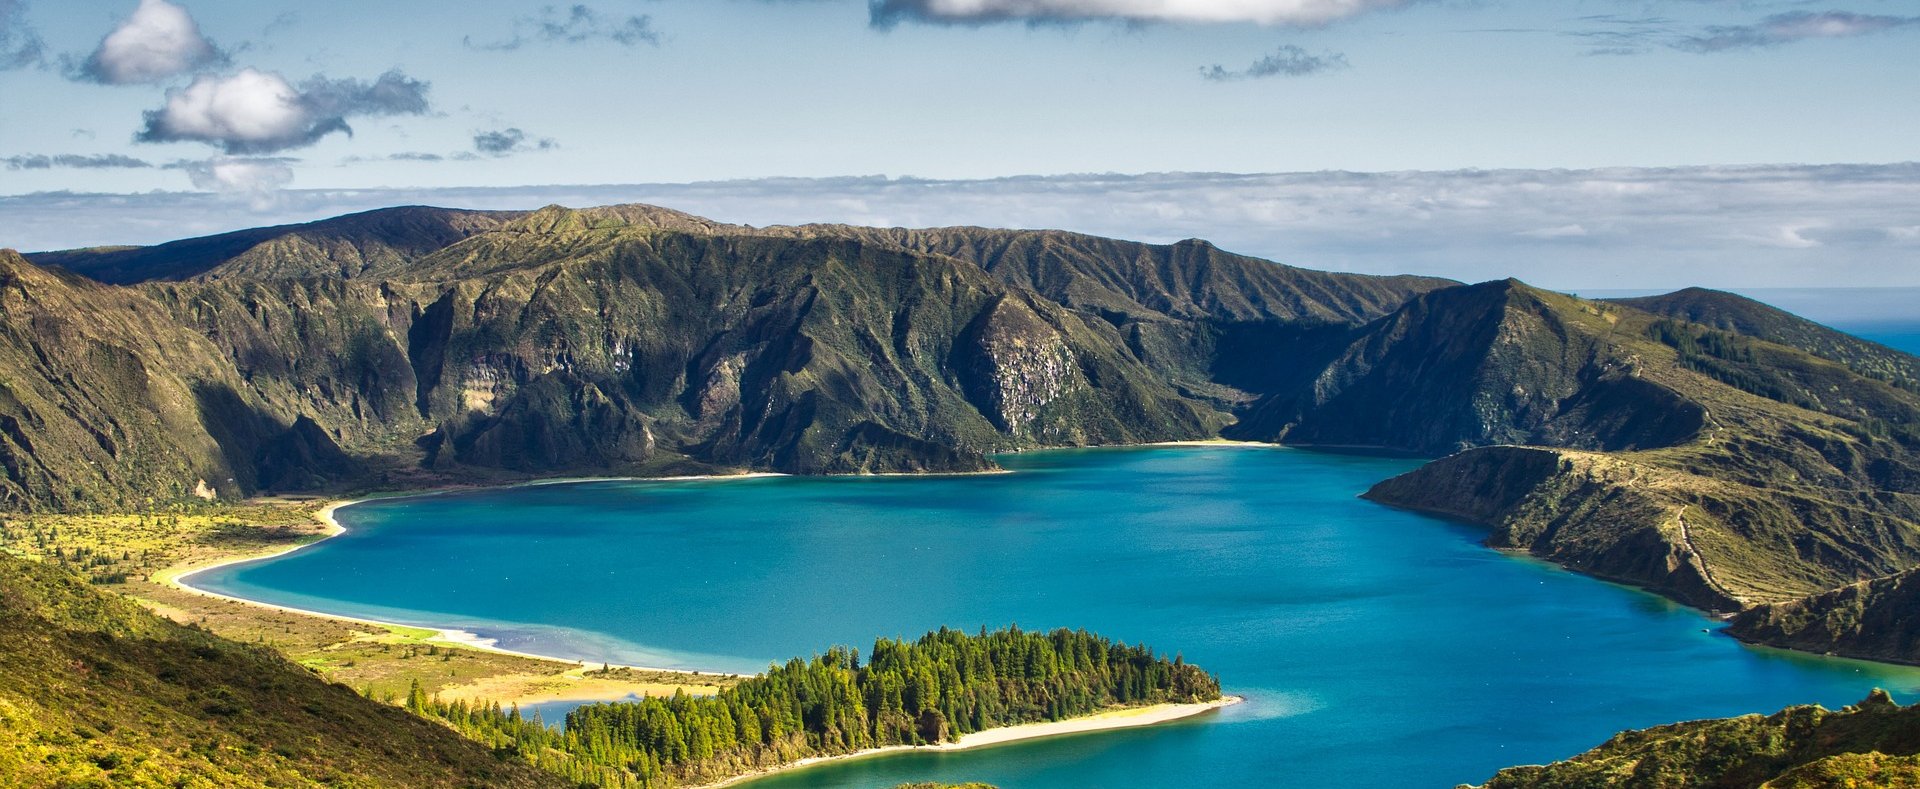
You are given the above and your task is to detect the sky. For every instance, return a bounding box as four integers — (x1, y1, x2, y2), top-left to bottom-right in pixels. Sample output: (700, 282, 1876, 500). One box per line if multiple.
(0, 0, 1916, 290)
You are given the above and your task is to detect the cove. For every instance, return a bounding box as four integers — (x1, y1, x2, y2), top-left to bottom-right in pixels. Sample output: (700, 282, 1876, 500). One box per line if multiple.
(191, 446, 1920, 787)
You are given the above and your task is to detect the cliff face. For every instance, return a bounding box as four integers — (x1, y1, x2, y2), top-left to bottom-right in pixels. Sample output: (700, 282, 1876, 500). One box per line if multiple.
(3, 206, 1446, 509)
(1230, 281, 1707, 453)
(0, 250, 353, 511)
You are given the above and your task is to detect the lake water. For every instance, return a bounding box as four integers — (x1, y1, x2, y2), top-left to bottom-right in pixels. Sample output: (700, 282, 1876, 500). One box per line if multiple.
(194, 447, 1920, 788)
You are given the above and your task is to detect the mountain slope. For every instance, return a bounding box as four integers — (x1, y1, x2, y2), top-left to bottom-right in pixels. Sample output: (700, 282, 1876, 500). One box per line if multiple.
(1472, 690, 1920, 789)
(1728, 568, 1920, 665)
(1350, 282, 1920, 610)
(0, 250, 355, 511)
(11, 204, 1920, 664)
(1229, 280, 1706, 454)
(0, 551, 566, 787)
(27, 206, 520, 284)
(1614, 287, 1920, 389)
(1, 205, 1453, 508)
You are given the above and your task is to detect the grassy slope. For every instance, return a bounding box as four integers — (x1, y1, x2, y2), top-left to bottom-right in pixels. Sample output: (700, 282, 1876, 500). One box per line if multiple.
(0, 550, 567, 788)
(1472, 690, 1920, 789)
(25, 206, 521, 284)
(1360, 282, 1920, 616)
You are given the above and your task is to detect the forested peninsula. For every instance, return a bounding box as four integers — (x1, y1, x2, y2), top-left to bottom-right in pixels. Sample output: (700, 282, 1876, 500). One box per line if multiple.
(412, 626, 1225, 788)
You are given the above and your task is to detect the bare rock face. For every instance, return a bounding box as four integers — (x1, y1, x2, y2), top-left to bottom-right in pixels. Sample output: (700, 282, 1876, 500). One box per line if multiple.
(962, 296, 1081, 439)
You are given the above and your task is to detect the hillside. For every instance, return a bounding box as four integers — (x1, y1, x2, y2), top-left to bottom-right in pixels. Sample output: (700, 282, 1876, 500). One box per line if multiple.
(9, 203, 1920, 664)
(1613, 287, 1920, 390)
(0, 205, 1451, 510)
(26, 206, 521, 284)
(0, 249, 357, 511)
(0, 551, 565, 787)
(1728, 568, 1920, 665)
(1470, 690, 1920, 788)
(1359, 282, 1920, 611)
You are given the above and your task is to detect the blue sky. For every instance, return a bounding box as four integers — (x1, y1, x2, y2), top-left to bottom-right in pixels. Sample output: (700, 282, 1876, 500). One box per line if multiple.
(0, 1, 1916, 288)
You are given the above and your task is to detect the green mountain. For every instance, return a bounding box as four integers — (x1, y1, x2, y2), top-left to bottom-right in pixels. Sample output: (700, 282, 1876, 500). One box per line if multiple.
(0, 250, 353, 511)
(10, 203, 1920, 665)
(26, 206, 520, 284)
(1470, 690, 1920, 788)
(0, 551, 565, 787)
(1359, 282, 1920, 612)
(1612, 287, 1920, 390)
(2, 205, 1452, 510)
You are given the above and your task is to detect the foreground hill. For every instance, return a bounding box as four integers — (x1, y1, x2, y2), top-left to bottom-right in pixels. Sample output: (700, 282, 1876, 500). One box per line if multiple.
(0, 551, 565, 787)
(1471, 690, 1920, 788)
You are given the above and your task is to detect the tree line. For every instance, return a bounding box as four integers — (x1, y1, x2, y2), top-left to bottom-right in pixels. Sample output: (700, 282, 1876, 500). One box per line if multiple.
(412, 625, 1221, 788)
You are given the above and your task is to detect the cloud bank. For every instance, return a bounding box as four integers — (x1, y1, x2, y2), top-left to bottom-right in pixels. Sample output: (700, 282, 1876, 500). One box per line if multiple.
(4, 153, 153, 169)
(1201, 45, 1347, 80)
(76, 0, 223, 84)
(869, 0, 1409, 27)
(5, 165, 1917, 291)
(1676, 11, 1920, 53)
(136, 68, 431, 154)
(467, 4, 659, 50)
(473, 128, 558, 156)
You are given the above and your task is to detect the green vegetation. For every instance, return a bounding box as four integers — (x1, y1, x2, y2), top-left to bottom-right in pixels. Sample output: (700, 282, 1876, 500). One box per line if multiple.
(0, 550, 565, 787)
(1473, 690, 1920, 788)
(1358, 281, 1920, 622)
(3, 206, 1455, 510)
(1729, 568, 1920, 667)
(413, 626, 1220, 788)
(11, 204, 1920, 657)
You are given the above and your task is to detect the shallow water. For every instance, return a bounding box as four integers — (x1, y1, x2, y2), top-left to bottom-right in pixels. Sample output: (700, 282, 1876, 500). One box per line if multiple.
(196, 446, 1920, 788)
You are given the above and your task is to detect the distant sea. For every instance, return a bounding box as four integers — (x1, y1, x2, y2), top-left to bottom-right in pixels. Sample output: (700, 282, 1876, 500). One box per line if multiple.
(192, 447, 1920, 788)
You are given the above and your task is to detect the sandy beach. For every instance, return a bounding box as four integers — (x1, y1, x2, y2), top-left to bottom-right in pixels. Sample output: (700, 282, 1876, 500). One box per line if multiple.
(155, 475, 783, 705)
(699, 696, 1245, 788)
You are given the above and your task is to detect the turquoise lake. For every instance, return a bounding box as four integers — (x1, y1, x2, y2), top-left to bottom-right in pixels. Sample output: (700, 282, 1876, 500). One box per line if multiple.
(193, 446, 1920, 788)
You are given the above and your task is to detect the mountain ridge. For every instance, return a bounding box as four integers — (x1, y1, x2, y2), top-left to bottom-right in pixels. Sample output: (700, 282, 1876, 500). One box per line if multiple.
(9, 203, 1920, 668)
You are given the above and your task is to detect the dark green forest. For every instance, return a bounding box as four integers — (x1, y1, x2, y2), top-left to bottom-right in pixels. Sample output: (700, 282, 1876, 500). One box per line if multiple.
(415, 626, 1222, 788)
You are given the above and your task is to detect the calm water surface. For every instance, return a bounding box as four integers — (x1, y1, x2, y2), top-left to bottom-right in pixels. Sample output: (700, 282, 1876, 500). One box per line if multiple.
(196, 447, 1920, 788)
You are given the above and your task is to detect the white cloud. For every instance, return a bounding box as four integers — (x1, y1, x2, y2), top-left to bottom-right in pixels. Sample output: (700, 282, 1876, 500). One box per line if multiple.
(142, 69, 311, 150)
(78, 0, 221, 84)
(178, 157, 295, 210)
(871, 0, 1408, 27)
(137, 68, 431, 154)
(1517, 224, 1587, 239)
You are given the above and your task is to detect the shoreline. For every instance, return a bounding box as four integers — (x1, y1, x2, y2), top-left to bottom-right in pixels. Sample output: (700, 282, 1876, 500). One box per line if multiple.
(698, 696, 1245, 788)
(153, 446, 1268, 677)
(158, 475, 783, 693)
